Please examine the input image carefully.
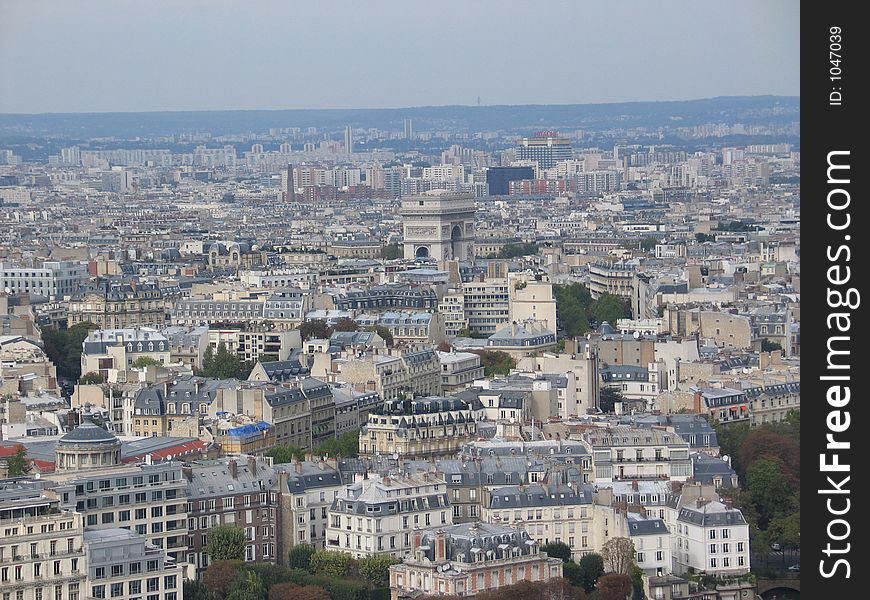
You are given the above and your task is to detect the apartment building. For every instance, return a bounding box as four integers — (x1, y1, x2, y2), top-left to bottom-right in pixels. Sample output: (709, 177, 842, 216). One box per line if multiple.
(582, 427, 692, 483)
(482, 483, 617, 561)
(627, 513, 672, 577)
(83, 528, 182, 600)
(667, 486, 750, 577)
(461, 279, 510, 336)
(436, 350, 484, 393)
(45, 462, 189, 564)
(588, 262, 635, 300)
(360, 397, 480, 460)
(389, 523, 563, 599)
(437, 291, 467, 337)
(80, 328, 171, 382)
(331, 347, 441, 401)
(0, 481, 86, 600)
(276, 459, 344, 554)
(68, 284, 166, 329)
(183, 456, 278, 573)
(0, 261, 89, 300)
(744, 381, 800, 426)
(326, 473, 452, 559)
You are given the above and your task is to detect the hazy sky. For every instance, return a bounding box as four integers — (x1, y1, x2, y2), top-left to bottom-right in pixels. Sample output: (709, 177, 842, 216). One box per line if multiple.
(0, 0, 799, 114)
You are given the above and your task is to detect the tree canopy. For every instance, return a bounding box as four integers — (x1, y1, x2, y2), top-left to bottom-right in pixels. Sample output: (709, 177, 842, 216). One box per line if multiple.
(601, 538, 635, 575)
(299, 320, 333, 341)
(198, 342, 253, 379)
(333, 318, 359, 332)
(265, 445, 307, 464)
(6, 445, 29, 477)
(381, 243, 402, 260)
(132, 356, 161, 368)
(541, 542, 573, 561)
(79, 372, 105, 385)
(574, 553, 606, 593)
(206, 526, 246, 561)
(312, 430, 359, 458)
(599, 388, 626, 414)
(359, 554, 401, 587)
(589, 293, 630, 326)
(469, 349, 516, 377)
(42, 322, 99, 380)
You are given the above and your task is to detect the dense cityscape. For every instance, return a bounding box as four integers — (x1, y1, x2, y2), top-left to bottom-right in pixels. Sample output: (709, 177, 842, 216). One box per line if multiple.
(0, 94, 801, 600)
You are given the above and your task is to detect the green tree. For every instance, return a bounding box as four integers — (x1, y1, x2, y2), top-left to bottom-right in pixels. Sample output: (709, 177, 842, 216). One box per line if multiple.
(265, 445, 306, 464)
(590, 293, 630, 325)
(183, 580, 216, 600)
(744, 459, 795, 529)
(736, 428, 800, 488)
(313, 430, 359, 458)
(760, 339, 783, 352)
(79, 372, 105, 385)
(767, 509, 801, 550)
(599, 388, 626, 414)
(554, 283, 593, 337)
(288, 544, 316, 571)
(695, 233, 713, 243)
(630, 565, 646, 600)
(575, 553, 606, 593)
(198, 342, 248, 379)
(299, 320, 334, 341)
(559, 294, 590, 337)
(132, 356, 160, 368)
(244, 563, 307, 589)
(541, 542, 573, 561)
(206, 526, 246, 561)
(334, 318, 360, 332)
(359, 554, 401, 587)
(6, 444, 29, 477)
(498, 243, 539, 258)
(227, 569, 264, 600)
(639, 237, 658, 252)
(381, 244, 402, 260)
(308, 550, 353, 577)
(41, 321, 99, 380)
(710, 419, 749, 464)
(469, 350, 516, 377)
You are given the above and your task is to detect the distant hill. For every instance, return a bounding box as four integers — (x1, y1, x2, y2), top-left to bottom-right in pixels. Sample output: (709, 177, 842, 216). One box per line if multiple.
(0, 96, 799, 139)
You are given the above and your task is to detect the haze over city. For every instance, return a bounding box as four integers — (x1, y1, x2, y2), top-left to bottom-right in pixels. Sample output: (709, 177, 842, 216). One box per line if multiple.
(1, 0, 799, 113)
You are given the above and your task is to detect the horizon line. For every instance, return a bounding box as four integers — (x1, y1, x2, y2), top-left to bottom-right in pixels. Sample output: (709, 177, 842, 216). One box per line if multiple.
(0, 94, 800, 118)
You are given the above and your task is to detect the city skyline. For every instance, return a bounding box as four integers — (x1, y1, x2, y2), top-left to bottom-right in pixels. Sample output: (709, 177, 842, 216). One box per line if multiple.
(0, 0, 799, 114)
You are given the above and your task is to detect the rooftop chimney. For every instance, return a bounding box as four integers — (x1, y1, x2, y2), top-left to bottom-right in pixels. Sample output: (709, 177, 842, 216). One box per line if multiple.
(228, 459, 238, 479)
(247, 455, 257, 476)
(182, 466, 193, 481)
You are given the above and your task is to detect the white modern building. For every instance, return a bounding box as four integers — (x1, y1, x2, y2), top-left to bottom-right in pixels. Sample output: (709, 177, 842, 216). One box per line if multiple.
(1, 261, 89, 300)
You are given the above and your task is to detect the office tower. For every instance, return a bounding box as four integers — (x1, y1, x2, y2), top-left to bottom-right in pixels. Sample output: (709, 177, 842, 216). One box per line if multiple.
(404, 118, 413, 140)
(281, 164, 296, 201)
(516, 132, 573, 168)
(251, 143, 264, 154)
(485, 166, 535, 195)
(279, 142, 291, 153)
(344, 125, 353, 153)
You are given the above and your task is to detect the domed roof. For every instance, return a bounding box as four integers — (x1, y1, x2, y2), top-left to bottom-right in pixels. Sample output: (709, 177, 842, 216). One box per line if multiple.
(59, 407, 119, 445)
